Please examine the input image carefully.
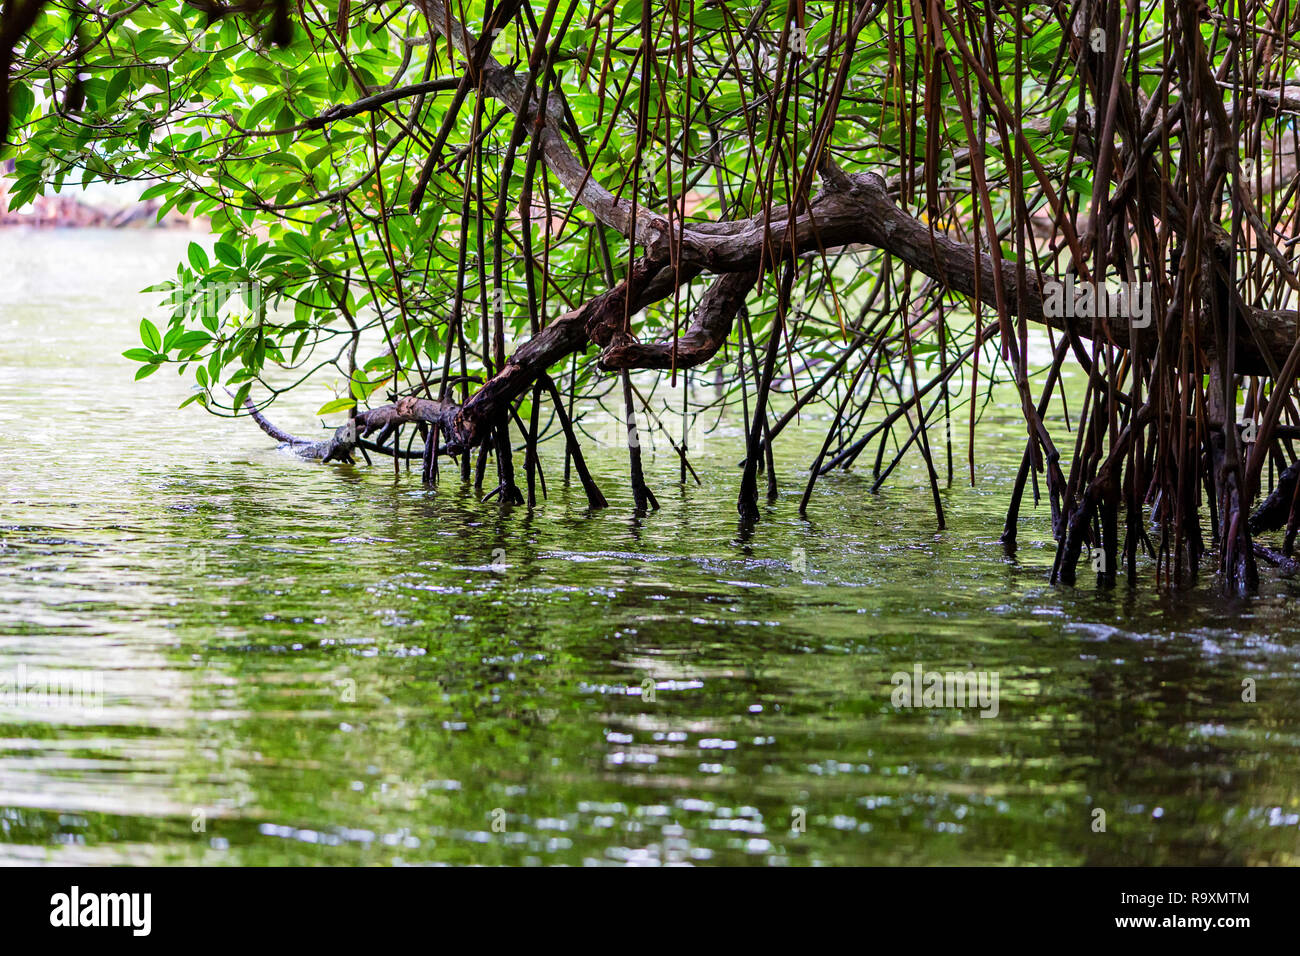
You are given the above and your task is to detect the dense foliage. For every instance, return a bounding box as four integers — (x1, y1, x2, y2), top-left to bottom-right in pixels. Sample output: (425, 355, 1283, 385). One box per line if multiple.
(6, 1, 1300, 591)
(4, 0, 1088, 417)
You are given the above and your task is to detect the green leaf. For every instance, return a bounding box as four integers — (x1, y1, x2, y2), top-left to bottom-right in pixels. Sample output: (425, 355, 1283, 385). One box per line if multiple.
(1050, 108, 1068, 138)
(214, 241, 241, 268)
(139, 318, 162, 351)
(105, 69, 130, 107)
(176, 330, 214, 352)
(135, 363, 162, 380)
(239, 66, 279, 86)
(1067, 175, 1094, 198)
(316, 397, 357, 416)
(618, 0, 644, 24)
(187, 242, 209, 271)
(244, 94, 282, 130)
(283, 232, 312, 259)
(276, 105, 295, 151)
(9, 83, 34, 124)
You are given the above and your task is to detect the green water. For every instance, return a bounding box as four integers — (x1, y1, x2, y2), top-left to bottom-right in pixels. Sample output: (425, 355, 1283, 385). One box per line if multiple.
(1, 229, 1298, 866)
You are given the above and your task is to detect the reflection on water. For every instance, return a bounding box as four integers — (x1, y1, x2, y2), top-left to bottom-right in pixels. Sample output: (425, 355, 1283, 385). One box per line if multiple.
(1, 229, 1297, 865)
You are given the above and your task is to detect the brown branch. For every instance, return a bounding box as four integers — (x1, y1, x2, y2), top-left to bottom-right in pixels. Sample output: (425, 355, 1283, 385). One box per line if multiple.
(252, 164, 1300, 463)
(598, 270, 759, 371)
(0, 0, 49, 149)
(303, 77, 462, 130)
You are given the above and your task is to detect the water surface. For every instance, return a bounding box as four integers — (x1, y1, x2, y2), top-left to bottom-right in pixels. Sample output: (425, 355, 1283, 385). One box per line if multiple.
(1, 229, 1297, 865)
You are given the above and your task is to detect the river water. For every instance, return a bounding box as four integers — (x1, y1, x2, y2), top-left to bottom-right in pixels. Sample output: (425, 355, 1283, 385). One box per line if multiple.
(1, 229, 1297, 865)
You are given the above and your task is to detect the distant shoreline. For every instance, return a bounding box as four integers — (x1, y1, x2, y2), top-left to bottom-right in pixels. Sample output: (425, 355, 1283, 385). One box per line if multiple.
(0, 158, 199, 230)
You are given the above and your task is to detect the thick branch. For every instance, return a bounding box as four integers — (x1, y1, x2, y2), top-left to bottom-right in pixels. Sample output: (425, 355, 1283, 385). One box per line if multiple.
(686, 171, 1296, 376)
(253, 165, 1300, 461)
